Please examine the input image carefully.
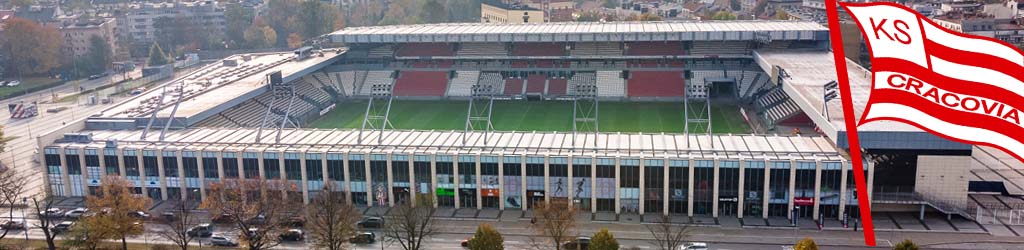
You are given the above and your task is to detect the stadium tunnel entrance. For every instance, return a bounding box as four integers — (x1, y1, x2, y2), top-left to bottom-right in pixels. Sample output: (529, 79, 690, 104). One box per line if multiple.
(708, 80, 738, 99)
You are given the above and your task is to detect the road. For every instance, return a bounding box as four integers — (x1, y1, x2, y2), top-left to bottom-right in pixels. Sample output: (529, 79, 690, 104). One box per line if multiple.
(0, 67, 193, 200)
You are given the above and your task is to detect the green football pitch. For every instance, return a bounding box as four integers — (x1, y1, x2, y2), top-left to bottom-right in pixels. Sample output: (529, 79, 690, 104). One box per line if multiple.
(308, 100, 751, 134)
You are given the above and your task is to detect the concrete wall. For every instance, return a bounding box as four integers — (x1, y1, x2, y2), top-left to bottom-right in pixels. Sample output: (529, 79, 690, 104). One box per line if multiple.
(915, 155, 971, 207)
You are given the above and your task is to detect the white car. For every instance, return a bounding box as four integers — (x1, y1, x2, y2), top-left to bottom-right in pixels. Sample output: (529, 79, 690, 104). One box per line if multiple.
(6, 80, 19, 86)
(64, 208, 88, 218)
(210, 235, 238, 247)
(678, 242, 709, 250)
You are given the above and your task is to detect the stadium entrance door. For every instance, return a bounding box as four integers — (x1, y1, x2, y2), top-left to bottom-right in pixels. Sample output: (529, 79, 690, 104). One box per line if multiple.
(708, 80, 737, 99)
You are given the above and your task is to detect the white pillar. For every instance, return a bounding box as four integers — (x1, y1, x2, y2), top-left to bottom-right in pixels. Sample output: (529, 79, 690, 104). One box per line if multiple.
(712, 158, 719, 218)
(813, 160, 822, 221)
(687, 159, 695, 217)
(300, 153, 310, 204)
(386, 153, 395, 207)
(639, 159, 645, 215)
(738, 159, 746, 219)
(498, 155, 505, 210)
(475, 155, 482, 210)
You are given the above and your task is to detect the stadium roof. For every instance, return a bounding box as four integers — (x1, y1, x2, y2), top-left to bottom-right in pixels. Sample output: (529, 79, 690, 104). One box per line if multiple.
(56, 129, 847, 162)
(94, 49, 345, 124)
(755, 50, 970, 150)
(330, 21, 829, 44)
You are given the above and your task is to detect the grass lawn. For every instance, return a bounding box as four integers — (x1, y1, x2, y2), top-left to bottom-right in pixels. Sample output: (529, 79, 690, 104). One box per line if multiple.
(0, 77, 62, 100)
(309, 100, 751, 134)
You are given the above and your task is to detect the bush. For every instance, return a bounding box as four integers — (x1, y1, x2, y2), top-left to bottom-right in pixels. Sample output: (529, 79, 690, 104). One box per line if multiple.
(589, 228, 619, 250)
(893, 239, 919, 250)
(467, 223, 503, 250)
(794, 237, 819, 250)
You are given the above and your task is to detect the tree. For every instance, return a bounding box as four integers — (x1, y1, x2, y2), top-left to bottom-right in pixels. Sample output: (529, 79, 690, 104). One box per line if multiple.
(64, 217, 109, 250)
(3, 18, 62, 76)
(467, 224, 503, 250)
(636, 13, 663, 21)
(447, 0, 482, 22)
(201, 179, 301, 250)
(225, 4, 254, 48)
(730, 0, 742, 11)
(384, 194, 440, 250)
(156, 200, 199, 250)
(147, 43, 170, 66)
(712, 11, 737, 20)
(646, 214, 690, 250)
(775, 9, 790, 20)
(575, 11, 602, 22)
(589, 229, 619, 250)
(307, 183, 361, 250)
(794, 238, 819, 250)
(528, 200, 576, 250)
(87, 176, 152, 250)
(0, 166, 27, 242)
(893, 239, 919, 250)
(84, 35, 113, 74)
(287, 33, 304, 49)
(419, 0, 448, 24)
(30, 194, 60, 250)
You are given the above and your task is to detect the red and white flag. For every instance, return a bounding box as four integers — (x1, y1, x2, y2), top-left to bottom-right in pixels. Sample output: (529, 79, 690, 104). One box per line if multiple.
(843, 2, 1024, 162)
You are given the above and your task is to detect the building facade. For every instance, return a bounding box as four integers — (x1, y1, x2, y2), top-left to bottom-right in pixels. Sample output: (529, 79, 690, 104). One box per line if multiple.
(482, 1, 545, 23)
(43, 129, 871, 222)
(124, 1, 225, 44)
(60, 18, 117, 58)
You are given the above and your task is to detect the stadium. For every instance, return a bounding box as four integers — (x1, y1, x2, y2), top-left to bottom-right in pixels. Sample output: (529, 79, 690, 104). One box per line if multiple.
(36, 21, 1024, 227)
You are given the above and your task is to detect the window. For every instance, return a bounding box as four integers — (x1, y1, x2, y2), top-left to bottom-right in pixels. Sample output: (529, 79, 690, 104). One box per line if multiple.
(264, 152, 280, 179)
(307, 153, 323, 181)
(285, 153, 301, 181)
(222, 153, 239, 178)
(327, 153, 344, 181)
(202, 152, 218, 179)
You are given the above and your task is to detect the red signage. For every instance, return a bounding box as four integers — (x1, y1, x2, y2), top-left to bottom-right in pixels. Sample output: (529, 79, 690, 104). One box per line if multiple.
(794, 197, 814, 206)
(481, 189, 500, 197)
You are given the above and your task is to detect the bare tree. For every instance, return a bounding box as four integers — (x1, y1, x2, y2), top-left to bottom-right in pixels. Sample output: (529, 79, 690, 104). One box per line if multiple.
(30, 193, 59, 250)
(383, 194, 440, 250)
(201, 179, 302, 250)
(528, 200, 577, 250)
(0, 167, 27, 241)
(156, 200, 199, 250)
(646, 214, 690, 250)
(307, 182, 361, 250)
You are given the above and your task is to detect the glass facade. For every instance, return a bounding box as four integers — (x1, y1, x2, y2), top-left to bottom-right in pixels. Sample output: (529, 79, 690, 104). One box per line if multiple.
(620, 159, 639, 213)
(104, 149, 120, 175)
(263, 152, 280, 179)
(242, 152, 259, 179)
(795, 162, 816, 218)
(370, 154, 388, 206)
(549, 157, 568, 204)
(820, 162, 843, 218)
(480, 156, 499, 208)
(525, 157, 544, 209)
(644, 159, 664, 214)
(768, 161, 791, 217)
(693, 160, 714, 215)
(503, 156, 522, 209)
(436, 155, 454, 207)
(307, 153, 324, 193)
(222, 152, 239, 179)
(458, 155, 477, 208)
(348, 154, 367, 205)
(744, 161, 766, 217)
(719, 160, 740, 216)
(595, 159, 615, 212)
(668, 160, 689, 214)
(572, 158, 592, 211)
(392, 154, 410, 204)
(414, 155, 432, 198)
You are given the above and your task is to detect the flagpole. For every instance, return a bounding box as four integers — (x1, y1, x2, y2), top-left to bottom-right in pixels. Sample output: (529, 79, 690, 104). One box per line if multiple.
(823, 0, 877, 246)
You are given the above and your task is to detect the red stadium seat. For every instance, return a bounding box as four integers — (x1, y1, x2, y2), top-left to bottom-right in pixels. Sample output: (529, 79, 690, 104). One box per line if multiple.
(395, 43, 455, 57)
(525, 74, 545, 93)
(505, 78, 524, 95)
(627, 42, 685, 56)
(393, 71, 449, 96)
(512, 43, 566, 56)
(547, 79, 567, 96)
(627, 71, 686, 97)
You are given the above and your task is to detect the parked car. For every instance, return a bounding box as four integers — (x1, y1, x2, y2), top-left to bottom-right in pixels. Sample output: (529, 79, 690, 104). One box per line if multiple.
(186, 223, 213, 237)
(7, 80, 20, 87)
(127, 211, 150, 219)
(357, 217, 384, 228)
(461, 237, 473, 247)
(161, 211, 176, 221)
(209, 235, 238, 247)
(278, 229, 304, 241)
(678, 242, 709, 250)
(212, 213, 233, 224)
(562, 236, 591, 250)
(0, 81, 8, 86)
(39, 208, 63, 218)
(247, 214, 266, 225)
(64, 208, 88, 218)
(51, 221, 74, 234)
(281, 216, 304, 228)
(0, 220, 25, 230)
(349, 232, 375, 244)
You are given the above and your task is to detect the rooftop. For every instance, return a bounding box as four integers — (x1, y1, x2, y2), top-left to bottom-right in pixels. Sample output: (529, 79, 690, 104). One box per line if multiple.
(54, 128, 847, 161)
(330, 20, 828, 43)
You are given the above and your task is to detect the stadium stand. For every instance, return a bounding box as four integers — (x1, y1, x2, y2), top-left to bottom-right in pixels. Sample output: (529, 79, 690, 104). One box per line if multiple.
(766, 40, 794, 50)
(547, 78, 567, 96)
(566, 72, 596, 96)
(395, 43, 455, 57)
(628, 71, 686, 97)
(596, 71, 626, 98)
(504, 78, 524, 95)
(690, 41, 750, 55)
(457, 43, 508, 57)
(392, 71, 450, 96)
(755, 87, 802, 126)
(358, 71, 394, 96)
(525, 74, 546, 93)
(511, 43, 566, 56)
(329, 71, 362, 97)
(476, 72, 505, 96)
(446, 71, 481, 97)
(570, 42, 623, 57)
(626, 41, 685, 56)
(367, 45, 394, 58)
